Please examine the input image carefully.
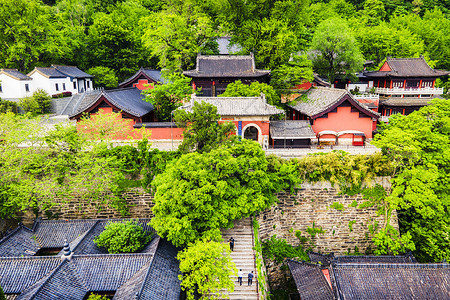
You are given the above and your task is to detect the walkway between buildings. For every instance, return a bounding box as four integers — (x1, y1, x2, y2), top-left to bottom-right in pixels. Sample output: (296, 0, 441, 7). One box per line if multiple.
(220, 218, 259, 300)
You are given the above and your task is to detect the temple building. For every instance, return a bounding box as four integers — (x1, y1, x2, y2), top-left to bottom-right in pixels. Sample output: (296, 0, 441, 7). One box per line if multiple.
(183, 54, 270, 97)
(360, 57, 449, 118)
(288, 87, 380, 146)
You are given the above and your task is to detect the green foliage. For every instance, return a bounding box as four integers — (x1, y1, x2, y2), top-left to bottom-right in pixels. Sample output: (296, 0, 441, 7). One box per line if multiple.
(0, 113, 138, 219)
(330, 202, 345, 211)
(86, 294, 109, 300)
(219, 80, 282, 109)
(348, 220, 356, 232)
(270, 54, 314, 91)
(177, 239, 236, 300)
(19, 89, 51, 115)
(142, 2, 218, 71)
(372, 99, 450, 262)
(0, 284, 5, 300)
(143, 72, 193, 121)
(262, 235, 309, 264)
(151, 140, 293, 247)
(94, 220, 153, 254)
(174, 101, 236, 153)
(252, 219, 268, 298)
(349, 200, 358, 207)
(310, 17, 364, 83)
(87, 66, 118, 89)
(0, 98, 18, 114)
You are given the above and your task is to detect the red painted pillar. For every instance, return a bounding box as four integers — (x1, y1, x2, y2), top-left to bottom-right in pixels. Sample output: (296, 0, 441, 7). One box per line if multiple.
(390, 80, 393, 89)
(432, 80, 435, 88)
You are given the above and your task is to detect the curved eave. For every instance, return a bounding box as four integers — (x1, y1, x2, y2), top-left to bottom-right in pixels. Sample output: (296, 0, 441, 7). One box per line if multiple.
(183, 72, 270, 78)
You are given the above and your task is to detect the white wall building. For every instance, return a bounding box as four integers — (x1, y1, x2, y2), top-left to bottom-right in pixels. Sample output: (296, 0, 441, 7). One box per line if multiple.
(28, 65, 93, 96)
(0, 69, 33, 99)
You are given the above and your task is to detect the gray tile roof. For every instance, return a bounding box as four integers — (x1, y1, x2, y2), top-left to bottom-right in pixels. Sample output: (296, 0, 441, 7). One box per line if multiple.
(364, 57, 449, 78)
(181, 94, 284, 116)
(0, 69, 31, 80)
(51, 65, 93, 78)
(0, 257, 61, 294)
(381, 98, 433, 107)
(288, 87, 380, 119)
(270, 120, 316, 139)
(0, 227, 39, 257)
(333, 262, 450, 299)
(32, 67, 67, 78)
(0, 218, 181, 299)
(308, 252, 417, 265)
(287, 260, 334, 300)
(67, 88, 154, 118)
(184, 54, 270, 78)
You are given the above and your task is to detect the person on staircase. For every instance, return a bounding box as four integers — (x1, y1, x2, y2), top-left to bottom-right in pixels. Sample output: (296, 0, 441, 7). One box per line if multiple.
(248, 271, 254, 286)
(229, 237, 235, 251)
(238, 269, 243, 285)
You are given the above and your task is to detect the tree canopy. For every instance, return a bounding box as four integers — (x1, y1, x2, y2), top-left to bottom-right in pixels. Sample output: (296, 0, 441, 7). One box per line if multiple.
(372, 99, 450, 262)
(173, 101, 236, 153)
(150, 140, 293, 247)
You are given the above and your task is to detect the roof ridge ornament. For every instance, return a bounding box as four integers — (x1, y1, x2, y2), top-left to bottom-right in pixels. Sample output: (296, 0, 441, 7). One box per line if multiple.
(61, 239, 74, 261)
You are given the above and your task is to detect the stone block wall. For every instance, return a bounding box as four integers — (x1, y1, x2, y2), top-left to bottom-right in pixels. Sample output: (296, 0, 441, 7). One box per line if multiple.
(256, 185, 397, 255)
(20, 192, 155, 226)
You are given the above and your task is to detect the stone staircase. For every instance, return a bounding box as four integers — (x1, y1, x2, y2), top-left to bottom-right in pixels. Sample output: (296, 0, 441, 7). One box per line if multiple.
(220, 218, 259, 300)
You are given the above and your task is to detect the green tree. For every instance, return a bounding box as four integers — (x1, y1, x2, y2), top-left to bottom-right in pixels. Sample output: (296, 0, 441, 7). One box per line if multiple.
(219, 80, 281, 109)
(86, 294, 109, 300)
(94, 220, 153, 253)
(87, 66, 118, 89)
(309, 17, 364, 83)
(0, 98, 18, 114)
(150, 140, 288, 246)
(372, 99, 450, 262)
(361, 0, 386, 26)
(141, 3, 218, 71)
(143, 72, 194, 121)
(270, 54, 314, 91)
(174, 101, 236, 154)
(0, 0, 58, 71)
(177, 239, 236, 300)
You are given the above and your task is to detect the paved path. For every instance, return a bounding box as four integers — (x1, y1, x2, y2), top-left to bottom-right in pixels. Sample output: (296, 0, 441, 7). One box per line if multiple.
(220, 218, 259, 300)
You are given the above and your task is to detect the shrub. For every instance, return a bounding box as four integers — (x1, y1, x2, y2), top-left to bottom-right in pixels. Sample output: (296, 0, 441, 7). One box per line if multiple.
(0, 284, 5, 300)
(19, 89, 51, 114)
(86, 294, 109, 300)
(0, 98, 17, 113)
(262, 235, 309, 264)
(94, 220, 153, 254)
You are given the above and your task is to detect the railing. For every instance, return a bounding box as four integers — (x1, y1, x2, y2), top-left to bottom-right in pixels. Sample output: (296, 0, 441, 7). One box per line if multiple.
(353, 94, 379, 100)
(373, 87, 444, 95)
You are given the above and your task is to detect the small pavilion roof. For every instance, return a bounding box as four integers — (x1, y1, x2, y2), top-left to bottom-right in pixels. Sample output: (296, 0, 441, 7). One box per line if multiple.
(183, 54, 270, 78)
(270, 120, 316, 139)
(180, 94, 283, 116)
(364, 57, 450, 78)
(119, 68, 163, 88)
(0, 69, 31, 80)
(288, 87, 380, 119)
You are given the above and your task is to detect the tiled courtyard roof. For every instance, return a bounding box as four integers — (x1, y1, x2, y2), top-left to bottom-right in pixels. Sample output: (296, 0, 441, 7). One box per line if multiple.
(288, 87, 380, 119)
(51, 65, 93, 79)
(269, 120, 316, 139)
(0, 218, 181, 299)
(181, 94, 283, 116)
(0, 69, 31, 80)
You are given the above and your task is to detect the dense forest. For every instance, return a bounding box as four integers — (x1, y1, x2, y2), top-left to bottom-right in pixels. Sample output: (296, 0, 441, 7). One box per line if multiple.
(1, 0, 450, 88)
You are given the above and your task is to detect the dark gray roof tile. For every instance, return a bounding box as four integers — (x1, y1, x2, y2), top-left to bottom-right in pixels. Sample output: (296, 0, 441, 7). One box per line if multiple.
(181, 94, 283, 116)
(287, 260, 334, 300)
(364, 57, 449, 78)
(51, 65, 93, 78)
(0, 227, 39, 257)
(33, 68, 67, 78)
(184, 55, 270, 78)
(270, 120, 316, 139)
(0, 69, 31, 80)
(333, 263, 450, 299)
(289, 87, 380, 119)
